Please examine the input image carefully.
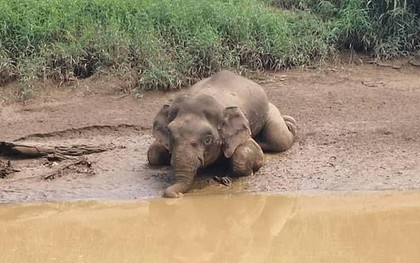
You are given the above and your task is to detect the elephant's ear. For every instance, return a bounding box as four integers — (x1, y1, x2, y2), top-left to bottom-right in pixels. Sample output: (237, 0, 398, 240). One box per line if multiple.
(153, 104, 171, 150)
(220, 107, 251, 158)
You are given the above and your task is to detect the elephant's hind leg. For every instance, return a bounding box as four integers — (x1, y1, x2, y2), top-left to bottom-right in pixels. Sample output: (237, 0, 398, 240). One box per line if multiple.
(257, 103, 297, 152)
(147, 140, 171, 166)
(230, 138, 264, 176)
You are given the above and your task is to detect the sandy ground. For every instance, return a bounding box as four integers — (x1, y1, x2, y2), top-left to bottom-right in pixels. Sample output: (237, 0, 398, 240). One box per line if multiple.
(0, 62, 419, 203)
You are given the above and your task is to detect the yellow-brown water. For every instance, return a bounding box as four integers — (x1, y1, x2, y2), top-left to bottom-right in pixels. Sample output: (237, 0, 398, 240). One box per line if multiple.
(1, 192, 420, 263)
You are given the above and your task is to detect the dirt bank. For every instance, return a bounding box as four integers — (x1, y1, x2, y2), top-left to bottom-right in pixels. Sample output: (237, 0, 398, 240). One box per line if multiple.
(1, 62, 419, 203)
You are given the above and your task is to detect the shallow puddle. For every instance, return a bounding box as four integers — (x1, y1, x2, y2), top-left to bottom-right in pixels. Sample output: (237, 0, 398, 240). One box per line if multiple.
(1, 191, 420, 263)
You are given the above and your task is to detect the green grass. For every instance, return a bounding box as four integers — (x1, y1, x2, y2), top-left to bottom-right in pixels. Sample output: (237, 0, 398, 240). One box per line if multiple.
(266, 0, 420, 57)
(0, 0, 332, 91)
(0, 0, 419, 94)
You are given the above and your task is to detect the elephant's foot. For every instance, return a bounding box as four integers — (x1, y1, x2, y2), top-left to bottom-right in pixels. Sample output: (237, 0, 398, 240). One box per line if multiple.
(283, 115, 297, 136)
(230, 138, 264, 177)
(257, 103, 297, 152)
(213, 176, 233, 186)
(147, 140, 171, 166)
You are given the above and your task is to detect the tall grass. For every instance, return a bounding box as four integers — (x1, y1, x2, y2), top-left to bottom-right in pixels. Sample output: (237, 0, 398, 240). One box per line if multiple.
(1, 0, 418, 93)
(0, 0, 332, 91)
(266, 0, 420, 58)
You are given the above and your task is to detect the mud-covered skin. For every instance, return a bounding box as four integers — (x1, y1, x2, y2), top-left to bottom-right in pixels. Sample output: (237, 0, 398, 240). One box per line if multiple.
(148, 70, 297, 198)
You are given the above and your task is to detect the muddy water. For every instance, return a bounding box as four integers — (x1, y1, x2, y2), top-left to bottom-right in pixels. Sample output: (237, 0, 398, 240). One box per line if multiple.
(1, 192, 420, 263)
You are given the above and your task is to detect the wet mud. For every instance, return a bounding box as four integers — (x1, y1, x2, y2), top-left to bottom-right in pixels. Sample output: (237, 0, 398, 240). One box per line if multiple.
(0, 63, 420, 202)
(1, 191, 420, 262)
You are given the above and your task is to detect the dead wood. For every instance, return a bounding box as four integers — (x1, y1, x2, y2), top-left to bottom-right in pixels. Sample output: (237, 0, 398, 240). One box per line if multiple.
(0, 141, 116, 158)
(375, 61, 402, 69)
(43, 157, 94, 180)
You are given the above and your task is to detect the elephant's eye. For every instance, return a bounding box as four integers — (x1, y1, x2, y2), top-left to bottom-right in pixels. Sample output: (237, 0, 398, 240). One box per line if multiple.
(203, 135, 213, 145)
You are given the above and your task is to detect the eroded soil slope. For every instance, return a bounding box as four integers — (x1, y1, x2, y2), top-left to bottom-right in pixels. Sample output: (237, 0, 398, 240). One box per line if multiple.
(0, 63, 419, 202)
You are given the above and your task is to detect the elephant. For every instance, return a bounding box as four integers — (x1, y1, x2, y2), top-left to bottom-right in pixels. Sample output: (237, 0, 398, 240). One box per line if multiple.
(147, 70, 297, 198)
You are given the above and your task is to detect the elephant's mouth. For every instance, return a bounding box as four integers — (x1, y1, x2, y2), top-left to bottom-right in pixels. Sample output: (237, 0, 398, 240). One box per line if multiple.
(197, 156, 204, 166)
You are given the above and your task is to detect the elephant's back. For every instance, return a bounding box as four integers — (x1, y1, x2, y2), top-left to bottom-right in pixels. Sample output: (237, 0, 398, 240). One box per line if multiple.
(189, 70, 269, 136)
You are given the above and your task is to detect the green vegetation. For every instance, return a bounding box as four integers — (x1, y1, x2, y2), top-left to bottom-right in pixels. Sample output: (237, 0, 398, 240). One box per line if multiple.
(266, 0, 420, 57)
(0, 0, 419, 93)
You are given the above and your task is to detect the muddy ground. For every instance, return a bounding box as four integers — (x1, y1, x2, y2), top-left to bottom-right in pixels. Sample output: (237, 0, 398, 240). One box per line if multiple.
(0, 61, 419, 203)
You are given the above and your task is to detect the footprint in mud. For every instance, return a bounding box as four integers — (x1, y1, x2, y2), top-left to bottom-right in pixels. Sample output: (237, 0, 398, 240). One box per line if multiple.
(149, 172, 173, 184)
(0, 159, 20, 178)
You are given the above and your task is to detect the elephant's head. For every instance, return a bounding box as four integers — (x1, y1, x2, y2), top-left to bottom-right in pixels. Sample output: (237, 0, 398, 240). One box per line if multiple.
(152, 95, 251, 197)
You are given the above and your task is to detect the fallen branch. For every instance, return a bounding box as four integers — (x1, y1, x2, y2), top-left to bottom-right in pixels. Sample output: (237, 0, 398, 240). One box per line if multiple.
(375, 61, 402, 69)
(361, 80, 384, 87)
(366, 59, 403, 69)
(43, 157, 94, 180)
(0, 141, 116, 158)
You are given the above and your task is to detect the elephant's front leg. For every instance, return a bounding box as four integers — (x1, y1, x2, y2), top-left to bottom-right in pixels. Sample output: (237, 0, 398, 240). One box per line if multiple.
(147, 140, 171, 166)
(230, 138, 264, 176)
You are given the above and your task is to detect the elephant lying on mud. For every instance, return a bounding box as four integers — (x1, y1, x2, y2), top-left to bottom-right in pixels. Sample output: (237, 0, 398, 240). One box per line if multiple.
(147, 70, 297, 198)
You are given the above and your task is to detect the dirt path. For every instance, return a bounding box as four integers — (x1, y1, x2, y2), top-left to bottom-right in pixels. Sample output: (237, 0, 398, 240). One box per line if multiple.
(1, 63, 419, 203)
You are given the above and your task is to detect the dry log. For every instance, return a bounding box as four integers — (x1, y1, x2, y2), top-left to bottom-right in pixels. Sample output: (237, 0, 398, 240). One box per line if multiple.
(0, 141, 116, 158)
(43, 157, 94, 180)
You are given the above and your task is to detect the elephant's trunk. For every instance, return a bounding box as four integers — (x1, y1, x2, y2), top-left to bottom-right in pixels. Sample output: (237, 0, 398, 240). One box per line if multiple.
(163, 169, 195, 198)
(163, 151, 201, 198)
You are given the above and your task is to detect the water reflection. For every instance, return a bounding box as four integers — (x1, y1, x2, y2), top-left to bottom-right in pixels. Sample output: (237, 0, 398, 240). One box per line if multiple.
(1, 192, 420, 262)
